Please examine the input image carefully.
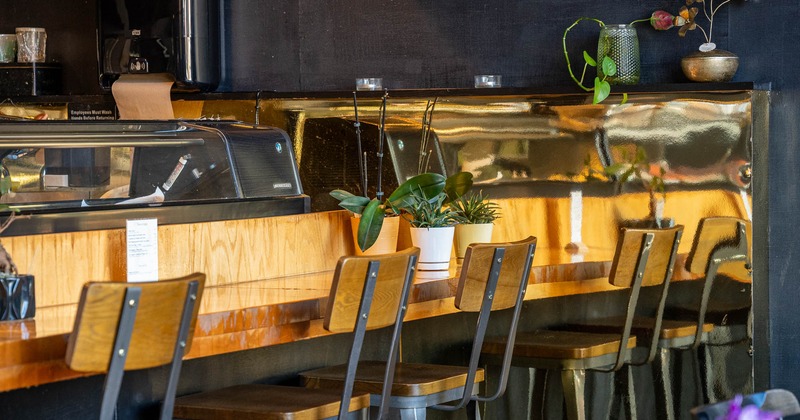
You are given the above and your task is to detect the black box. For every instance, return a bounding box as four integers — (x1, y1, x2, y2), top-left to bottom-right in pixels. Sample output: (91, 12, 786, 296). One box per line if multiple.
(0, 274, 35, 321)
(0, 63, 62, 96)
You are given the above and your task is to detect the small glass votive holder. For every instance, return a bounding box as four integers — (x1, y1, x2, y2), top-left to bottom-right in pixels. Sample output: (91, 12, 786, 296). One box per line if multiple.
(0, 35, 16, 63)
(356, 77, 383, 91)
(474, 74, 502, 88)
(16, 27, 46, 63)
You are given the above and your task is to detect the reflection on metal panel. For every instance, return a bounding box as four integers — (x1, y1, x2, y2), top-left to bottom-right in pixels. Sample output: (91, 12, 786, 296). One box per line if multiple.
(261, 91, 754, 206)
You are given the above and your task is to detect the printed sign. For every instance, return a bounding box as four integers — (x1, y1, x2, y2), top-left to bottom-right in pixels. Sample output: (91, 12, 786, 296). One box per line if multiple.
(126, 219, 159, 282)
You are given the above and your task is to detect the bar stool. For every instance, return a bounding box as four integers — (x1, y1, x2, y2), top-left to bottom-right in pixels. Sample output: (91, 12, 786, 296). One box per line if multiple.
(65, 273, 205, 420)
(173, 247, 419, 420)
(481, 226, 683, 420)
(659, 217, 751, 411)
(301, 236, 537, 419)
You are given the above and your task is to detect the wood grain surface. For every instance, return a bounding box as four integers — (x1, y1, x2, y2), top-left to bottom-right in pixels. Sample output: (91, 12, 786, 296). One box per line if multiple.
(324, 247, 419, 333)
(66, 274, 205, 372)
(454, 236, 536, 312)
(303, 361, 485, 397)
(173, 384, 370, 420)
(686, 217, 751, 280)
(0, 189, 747, 391)
(609, 226, 683, 288)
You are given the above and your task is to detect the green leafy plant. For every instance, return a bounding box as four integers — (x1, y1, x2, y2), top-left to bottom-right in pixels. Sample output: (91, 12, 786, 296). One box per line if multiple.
(330, 91, 473, 251)
(604, 147, 666, 222)
(563, 14, 660, 104)
(450, 191, 501, 225)
(402, 189, 459, 229)
(331, 171, 473, 251)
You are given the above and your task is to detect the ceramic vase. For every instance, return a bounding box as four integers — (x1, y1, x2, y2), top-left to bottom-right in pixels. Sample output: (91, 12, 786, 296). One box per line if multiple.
(350, 215, 399, 256)
(409, 226, 455, 271)
(454, 223, 494, 262)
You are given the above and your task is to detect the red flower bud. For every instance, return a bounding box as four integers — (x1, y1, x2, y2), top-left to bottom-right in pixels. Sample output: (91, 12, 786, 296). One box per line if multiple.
(650, 10, 675, 30)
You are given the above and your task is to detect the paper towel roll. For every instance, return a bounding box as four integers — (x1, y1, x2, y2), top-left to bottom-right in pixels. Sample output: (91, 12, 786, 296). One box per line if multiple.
(111, 73, 175, 120)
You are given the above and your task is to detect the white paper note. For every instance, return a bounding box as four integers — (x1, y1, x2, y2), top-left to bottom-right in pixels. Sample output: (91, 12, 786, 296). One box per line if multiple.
(126, 219, 159, 282)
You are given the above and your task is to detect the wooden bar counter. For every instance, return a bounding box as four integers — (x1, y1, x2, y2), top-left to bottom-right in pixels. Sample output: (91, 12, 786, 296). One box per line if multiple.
(0, 190, 747, 392)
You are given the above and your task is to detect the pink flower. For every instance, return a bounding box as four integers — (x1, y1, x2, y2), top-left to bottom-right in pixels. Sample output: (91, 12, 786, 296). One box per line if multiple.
(650, 10, 675, 31)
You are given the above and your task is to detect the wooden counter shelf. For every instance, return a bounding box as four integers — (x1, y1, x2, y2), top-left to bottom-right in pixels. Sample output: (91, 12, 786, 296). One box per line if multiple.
(0, 248, 637, 393)
(0, 186, 750, 393)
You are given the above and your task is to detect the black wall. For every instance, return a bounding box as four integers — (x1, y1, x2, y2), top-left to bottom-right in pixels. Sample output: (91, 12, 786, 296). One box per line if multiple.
(4, 0, 799, 399)
(729, 0, 800, 395)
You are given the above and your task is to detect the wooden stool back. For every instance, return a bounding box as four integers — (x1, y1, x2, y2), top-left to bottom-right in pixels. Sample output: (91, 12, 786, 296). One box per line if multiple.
(686, 217, 751, 278)
(610, 227, 683, 288)
(455, 236, 537, 312)
(326, 247, 419, 333)
(65, 273, 205, 420)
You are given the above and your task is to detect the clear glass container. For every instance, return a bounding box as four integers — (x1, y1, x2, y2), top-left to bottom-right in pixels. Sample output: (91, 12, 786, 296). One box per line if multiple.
(15, 27, 46, 63)
(597, 24, 640, 85)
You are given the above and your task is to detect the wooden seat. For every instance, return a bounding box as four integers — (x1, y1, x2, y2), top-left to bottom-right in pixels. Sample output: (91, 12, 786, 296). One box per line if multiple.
(481, 226, 684, 420)
(302, 236, 537, 419)
(173, 247, 419, 420)
(65, 273, 206, 420)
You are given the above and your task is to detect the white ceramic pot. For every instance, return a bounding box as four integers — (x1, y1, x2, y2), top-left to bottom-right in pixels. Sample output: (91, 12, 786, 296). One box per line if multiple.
(350, 215, 399, 256)
(454, 223, 494, 262)
(409, 226, 455, 271)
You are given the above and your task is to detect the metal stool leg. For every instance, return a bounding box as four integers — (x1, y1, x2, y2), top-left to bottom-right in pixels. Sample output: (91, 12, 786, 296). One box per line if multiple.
(466, 399, 481, 420)
(530, 368, 548, 420)
(654, 347, 676, 420)
(561, 369, 586, 420)
(699, 344, 714, 403)
(397, 407, 427, 419)
(620, 365, 638, 420)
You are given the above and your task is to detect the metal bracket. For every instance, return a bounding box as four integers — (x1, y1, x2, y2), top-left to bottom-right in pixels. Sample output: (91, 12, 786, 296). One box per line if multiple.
(99, 287, 141, 420)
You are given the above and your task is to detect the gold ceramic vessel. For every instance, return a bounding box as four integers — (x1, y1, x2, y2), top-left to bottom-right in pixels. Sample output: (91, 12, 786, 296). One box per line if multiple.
(681, 49, 739, 82)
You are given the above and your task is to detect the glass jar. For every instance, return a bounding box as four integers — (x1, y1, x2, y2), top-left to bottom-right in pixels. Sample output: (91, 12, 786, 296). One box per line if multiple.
(15, 27, 46, 63)
(597, 24, 640, 85)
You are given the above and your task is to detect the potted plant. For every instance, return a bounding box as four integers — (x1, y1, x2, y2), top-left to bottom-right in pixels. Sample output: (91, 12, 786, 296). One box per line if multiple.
(451, 191, 501, 262)
(563, 12, 676, 103)
(332, 171, 473, 255)
(402, 189, 459, 271)
(329, 91, 473, 255)
(650, 0, 739, 82)
(604, 146, 671, 228)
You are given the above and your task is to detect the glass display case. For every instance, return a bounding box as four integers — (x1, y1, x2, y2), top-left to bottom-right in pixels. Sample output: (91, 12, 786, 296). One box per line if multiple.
(0, 120, 307, 235)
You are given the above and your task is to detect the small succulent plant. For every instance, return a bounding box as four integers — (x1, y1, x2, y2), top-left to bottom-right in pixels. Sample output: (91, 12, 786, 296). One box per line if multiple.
(450, 191, 501, 225)
(402, 190, 459, 229)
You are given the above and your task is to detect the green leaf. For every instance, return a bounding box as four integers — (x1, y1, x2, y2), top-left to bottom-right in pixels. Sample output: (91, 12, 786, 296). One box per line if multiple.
(443, 172, 473, 202)
(620, 166, 635, 183)
(330, 189, 355, 201)
(387, 172, 446, 210)
(621, 93, 628, 105)
(593, 78, 611, 104)
(603, 163, 627, 175)
(357, 199, 385, 251)
(338, 195, 371, 214)
(583, 51, 597, 67)
(601, 56, 617, 77)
